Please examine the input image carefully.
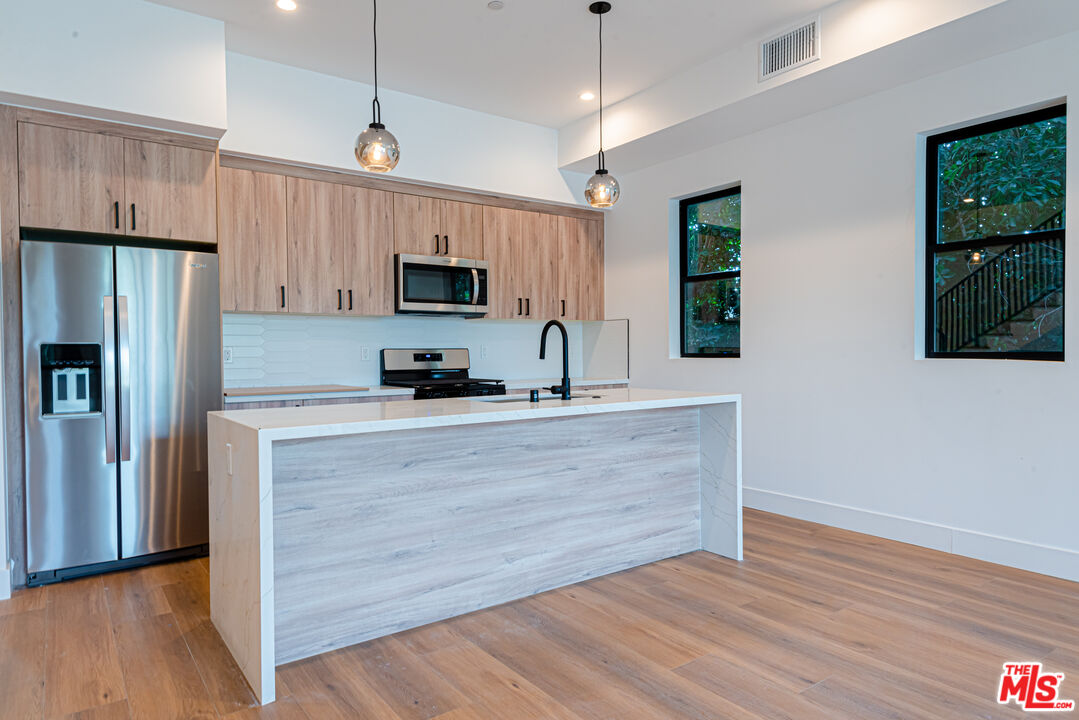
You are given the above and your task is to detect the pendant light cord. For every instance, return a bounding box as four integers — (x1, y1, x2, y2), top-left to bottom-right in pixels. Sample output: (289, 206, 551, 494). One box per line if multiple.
(597, 8, 605, 171)
(371, 0, 381, 125)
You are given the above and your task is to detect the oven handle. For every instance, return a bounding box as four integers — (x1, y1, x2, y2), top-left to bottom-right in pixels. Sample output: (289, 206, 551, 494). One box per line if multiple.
(471, 268, 480, 305)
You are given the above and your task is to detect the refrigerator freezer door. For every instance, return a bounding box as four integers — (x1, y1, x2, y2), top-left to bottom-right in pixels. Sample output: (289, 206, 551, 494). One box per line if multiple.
(21, 240, 119, 574)
(115, 246, 221, 558)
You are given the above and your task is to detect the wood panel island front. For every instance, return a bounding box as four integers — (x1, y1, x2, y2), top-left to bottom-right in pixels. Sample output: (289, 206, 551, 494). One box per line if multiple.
(207, 388, 742, 704)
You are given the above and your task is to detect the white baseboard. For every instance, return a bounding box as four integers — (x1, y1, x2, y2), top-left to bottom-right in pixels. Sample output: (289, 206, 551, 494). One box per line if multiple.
(0, 561, 11, 600)
(743, 487, 1079, 583)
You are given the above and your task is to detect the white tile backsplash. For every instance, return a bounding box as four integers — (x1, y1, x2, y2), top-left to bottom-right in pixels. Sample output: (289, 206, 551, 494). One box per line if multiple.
(222, 314, 628, 388)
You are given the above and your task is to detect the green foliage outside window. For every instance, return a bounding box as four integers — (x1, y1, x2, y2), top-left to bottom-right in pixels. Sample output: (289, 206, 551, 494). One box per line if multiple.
(681, 189, 741, 356)
(929, 108, 1065, 358)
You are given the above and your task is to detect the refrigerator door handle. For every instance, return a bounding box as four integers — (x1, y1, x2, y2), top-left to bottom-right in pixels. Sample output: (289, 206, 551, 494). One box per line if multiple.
(117, 295, 132, 462)
(103, 296, 117, 463)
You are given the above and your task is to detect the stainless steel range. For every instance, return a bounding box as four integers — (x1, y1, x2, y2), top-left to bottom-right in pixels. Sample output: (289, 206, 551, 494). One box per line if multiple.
(381, 348, 506, 399)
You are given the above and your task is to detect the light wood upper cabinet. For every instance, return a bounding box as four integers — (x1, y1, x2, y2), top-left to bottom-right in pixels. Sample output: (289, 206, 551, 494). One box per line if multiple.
(484, 207, 602, 322)
(394, 194, 484, 259)
(482, 206, 525, 319)
(341, 185, 394, 316)
(283, 178, 394, 317)
(393, 194, 441, 256)
(439, 200, 483, 259)
(286, 177, 343, 315)
(521, 210, 561, 321)
(558, 216, 604, 321)
(17, 123, 217, 243)
(17, 123, 125, 235)
(123, 139, 217, 244)
(218, 167, 288, 313)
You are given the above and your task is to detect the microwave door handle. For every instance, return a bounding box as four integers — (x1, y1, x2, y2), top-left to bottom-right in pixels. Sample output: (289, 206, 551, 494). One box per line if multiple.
(471, 268, 480, 305)
(117, 295, 131, 462)
(103, 296, 117, 463)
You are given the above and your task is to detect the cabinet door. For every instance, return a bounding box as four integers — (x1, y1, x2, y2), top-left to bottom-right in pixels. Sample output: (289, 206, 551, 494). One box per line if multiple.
(124, 139, 217, 243)
(520, 210, 561, 320)
(17, 123, 125, 234)
(440, 200, 484, 258)
(341, 185, 394, 316)
(286, 177, 344, 314)
(482, 206, 526, 319)
(558, 216, 605, 321)
(218, 167, 288, 313)
(393, 193, 441, 256)
(580, 218, 605, 320)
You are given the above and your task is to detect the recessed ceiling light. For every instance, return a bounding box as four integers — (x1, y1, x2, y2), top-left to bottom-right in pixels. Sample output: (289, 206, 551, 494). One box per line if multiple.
(487, 1, 504, 9)
(579, 91, 595, 101)
(276, 0, 297, 11)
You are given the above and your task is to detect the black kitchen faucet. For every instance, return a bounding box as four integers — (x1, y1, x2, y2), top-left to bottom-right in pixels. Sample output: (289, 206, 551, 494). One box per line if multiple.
(539, 319, 572, 400)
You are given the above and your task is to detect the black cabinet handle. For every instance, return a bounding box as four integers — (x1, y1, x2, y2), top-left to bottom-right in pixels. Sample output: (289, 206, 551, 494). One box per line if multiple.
(443, 235, 448, 256)
(525, 298, 530, 316)
(338, 289, 342, 310)
(348, 289, 353, 311)
(517, 297, 522, 316)
(130, 204, 136, 231)
(281, 285, 286, 308)
(114, 201, 120, 229)
(434, 234, 440, 254)
(561, 299, 566, 317)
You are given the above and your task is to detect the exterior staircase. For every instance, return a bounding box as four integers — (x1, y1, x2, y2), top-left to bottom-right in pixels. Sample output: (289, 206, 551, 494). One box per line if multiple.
(935, 211, 1064, 354)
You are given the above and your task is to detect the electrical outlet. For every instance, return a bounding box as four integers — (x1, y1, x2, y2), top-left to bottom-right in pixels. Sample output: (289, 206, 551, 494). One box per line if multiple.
(480, 344, 489, 360)
(223, 347, 234, 364)
(361, 345, 371, 362)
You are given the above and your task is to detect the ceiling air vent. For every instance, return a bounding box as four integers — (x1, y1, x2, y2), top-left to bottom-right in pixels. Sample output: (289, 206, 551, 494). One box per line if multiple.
(760, 17, 820, 81)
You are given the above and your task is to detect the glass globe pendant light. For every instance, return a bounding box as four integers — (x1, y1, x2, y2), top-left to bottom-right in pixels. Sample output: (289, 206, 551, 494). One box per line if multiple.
(355, 0, 400, 172)
(584, 1, 619, 208)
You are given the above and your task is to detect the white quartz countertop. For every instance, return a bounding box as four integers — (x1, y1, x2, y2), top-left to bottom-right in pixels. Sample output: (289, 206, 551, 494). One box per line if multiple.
(211, 387, 740, 442)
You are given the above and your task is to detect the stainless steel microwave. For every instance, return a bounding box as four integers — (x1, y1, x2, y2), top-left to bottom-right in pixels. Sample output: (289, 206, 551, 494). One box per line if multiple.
(395, 254, 489, 317)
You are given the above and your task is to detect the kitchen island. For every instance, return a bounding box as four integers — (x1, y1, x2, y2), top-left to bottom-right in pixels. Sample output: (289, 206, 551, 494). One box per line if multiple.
(207, 388, 742, 704)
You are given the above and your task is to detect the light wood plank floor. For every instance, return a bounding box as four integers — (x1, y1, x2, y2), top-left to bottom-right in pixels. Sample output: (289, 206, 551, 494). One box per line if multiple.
(1, 508, 1076, 719)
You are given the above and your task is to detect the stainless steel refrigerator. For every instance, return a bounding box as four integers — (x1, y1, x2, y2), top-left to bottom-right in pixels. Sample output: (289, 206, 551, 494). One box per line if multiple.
(21, 238, 221, 584)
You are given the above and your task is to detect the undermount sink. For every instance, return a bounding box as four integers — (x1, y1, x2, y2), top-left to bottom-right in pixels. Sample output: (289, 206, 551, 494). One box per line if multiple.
(473, 394, 603, 404)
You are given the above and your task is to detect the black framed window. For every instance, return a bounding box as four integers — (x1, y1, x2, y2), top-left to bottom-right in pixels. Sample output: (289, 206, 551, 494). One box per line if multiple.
(680, 187, 741, 357)
(926, 105, 1066, 360)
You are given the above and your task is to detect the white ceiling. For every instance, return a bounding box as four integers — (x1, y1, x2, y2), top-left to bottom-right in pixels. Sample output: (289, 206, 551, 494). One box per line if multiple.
(148, 0, 834, 128)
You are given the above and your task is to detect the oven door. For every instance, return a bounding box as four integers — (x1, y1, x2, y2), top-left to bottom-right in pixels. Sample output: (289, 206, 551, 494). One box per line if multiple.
(396, 254, 488, 316)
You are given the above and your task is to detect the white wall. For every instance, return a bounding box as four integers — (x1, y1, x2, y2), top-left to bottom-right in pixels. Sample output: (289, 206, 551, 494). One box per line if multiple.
(223, 53, 588, 205)
(0, 0, 227, 136)
(605, 32, 1079, 581)
(222, 314, 628, 389)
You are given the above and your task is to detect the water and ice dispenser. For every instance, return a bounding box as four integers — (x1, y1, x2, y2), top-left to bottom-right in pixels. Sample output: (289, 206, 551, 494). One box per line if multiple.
(39, 344, 102, 416)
